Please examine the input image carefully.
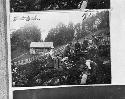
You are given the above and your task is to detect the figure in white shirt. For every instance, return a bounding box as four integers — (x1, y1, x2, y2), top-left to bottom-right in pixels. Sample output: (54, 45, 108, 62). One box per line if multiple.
(78, 0, 88, 10)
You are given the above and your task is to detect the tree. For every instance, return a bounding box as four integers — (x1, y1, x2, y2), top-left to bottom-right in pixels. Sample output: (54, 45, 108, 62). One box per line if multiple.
(45, 23, 75, 47)
(87, 0, 110, 9)
(11, 25, 41, 51)
(97, 11, 109, 29)
(45, 11, 109, 47)
(10, 0, 82, 12)
(10, 0, 110, 12)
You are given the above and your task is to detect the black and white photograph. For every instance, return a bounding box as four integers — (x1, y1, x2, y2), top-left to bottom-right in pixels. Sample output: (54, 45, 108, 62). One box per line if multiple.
(10, 10, 111, 87)
(10, 0, 110, 12)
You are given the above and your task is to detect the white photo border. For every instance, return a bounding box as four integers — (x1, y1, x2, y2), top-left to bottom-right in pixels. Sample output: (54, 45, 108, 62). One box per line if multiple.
(7, 0, 125, 99)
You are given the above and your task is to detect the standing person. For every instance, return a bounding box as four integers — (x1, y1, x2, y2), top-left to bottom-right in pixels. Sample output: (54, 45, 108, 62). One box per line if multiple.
(78, 0, 88, 10)
(87, 40, 93, 59)
(74, 40, 81, 61)
(81, 39, 88, 52)
(88, 40, 97, 60)
(64, 43, 70, 57)
(91, 35, 97, 46)
(63, 42, 72, 60)
(46, 54, 54, 69)
(75, 40, 81, 55)
(85, 60, 97, 84)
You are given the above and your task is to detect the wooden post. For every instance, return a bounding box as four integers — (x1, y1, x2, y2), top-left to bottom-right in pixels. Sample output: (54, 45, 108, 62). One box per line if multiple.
(0, 0, 8, 99)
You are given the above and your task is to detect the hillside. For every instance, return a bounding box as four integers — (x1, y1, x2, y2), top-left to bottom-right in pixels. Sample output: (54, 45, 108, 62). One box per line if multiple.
(53, 28, 110, 56)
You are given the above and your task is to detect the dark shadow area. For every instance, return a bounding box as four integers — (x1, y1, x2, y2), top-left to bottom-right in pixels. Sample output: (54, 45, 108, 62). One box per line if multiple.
(13, 86, 125, 99)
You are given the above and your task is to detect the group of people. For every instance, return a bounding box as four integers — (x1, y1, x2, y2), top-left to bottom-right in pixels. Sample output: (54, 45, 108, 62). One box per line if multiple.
(63, 39, 98, 62)
(36, 36, 110, 85)
(48, 37, 110, 85)
(43, 39, 96, 85)
(12, 36, 110, 86)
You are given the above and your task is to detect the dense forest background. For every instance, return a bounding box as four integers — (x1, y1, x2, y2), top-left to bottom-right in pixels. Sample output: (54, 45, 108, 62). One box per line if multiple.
(10, 0, 110, 12)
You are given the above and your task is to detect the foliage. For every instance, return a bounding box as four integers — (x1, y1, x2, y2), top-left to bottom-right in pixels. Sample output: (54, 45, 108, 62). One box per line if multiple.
(87, 0, 110, 9)
(45, 11, 109, 46)
(74, 11, 109, 40)
(10, 0, 110, 12)
(97, 11, 109, 29)
(45, 22, 75, 47)
(11, 25, 41, 51)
